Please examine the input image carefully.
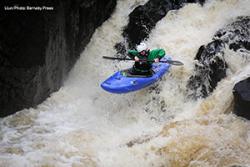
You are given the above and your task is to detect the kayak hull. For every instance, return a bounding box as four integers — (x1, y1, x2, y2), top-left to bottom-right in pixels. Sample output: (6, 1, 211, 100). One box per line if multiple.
(101, 56, 171, 94)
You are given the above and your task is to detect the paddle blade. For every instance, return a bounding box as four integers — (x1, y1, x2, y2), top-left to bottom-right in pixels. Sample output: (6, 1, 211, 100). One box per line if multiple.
(168, 60, 184, 66)
(160, 60, 184, 66)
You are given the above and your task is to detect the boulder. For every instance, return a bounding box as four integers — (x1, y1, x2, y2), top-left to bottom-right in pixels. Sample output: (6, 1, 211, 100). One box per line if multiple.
(233, 77, 250, 120)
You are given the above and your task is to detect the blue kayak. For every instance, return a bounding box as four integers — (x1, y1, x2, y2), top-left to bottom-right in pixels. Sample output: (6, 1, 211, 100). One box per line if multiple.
(101, 56, 171, 94)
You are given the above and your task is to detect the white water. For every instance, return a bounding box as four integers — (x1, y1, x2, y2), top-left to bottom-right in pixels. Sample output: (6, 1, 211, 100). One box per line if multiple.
(1, 0, 250, 167)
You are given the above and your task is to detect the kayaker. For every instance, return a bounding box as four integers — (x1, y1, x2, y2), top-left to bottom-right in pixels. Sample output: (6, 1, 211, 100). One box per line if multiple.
(128, 42, 165, 76)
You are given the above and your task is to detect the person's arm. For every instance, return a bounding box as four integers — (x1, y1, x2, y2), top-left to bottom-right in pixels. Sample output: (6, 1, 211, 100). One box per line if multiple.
(151, 49, 165, 62)
(157, 49, 165, 59)
(128, 50, 139, 60)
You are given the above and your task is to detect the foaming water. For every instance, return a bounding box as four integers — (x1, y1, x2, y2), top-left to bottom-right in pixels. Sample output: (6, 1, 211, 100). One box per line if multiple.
(1, 0, 250, 167)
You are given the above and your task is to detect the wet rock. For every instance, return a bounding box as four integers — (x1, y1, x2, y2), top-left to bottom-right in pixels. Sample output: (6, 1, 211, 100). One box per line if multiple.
(126, 134, 153, 147)
(233, 77, 250, 120)
(187, 40, 227, 98)
(0, 0, 116, 117)
(187, 16, 250, 98)
(116, 0, 205, 53)
(5, 147, 24, 155)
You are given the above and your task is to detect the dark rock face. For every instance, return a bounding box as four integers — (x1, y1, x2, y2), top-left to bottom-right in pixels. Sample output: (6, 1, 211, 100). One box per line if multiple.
(115, 0, 205, 55)
(78, 0, 116, 52)
(233, 77, 250, 120)
(187, 16, 250, 98)
(187, 40, 227, 98)
(0, 0, 116, 117)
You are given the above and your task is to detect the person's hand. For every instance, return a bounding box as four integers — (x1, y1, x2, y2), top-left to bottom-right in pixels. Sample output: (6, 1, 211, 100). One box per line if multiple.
(154, 58, 159, 63)
(134, 56, 140, 62)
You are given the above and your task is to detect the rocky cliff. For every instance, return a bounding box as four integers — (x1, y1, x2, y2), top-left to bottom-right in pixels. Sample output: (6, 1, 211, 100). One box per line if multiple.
(187, 16, 250, 98)
(0, 0, 116, 117)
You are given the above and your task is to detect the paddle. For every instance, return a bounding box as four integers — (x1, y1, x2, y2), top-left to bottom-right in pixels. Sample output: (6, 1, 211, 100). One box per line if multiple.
(103, 56, 184, 66)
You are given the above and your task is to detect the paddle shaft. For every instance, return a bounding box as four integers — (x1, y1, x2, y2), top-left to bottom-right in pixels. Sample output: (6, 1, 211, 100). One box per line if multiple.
(102, 56, 184, 66)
